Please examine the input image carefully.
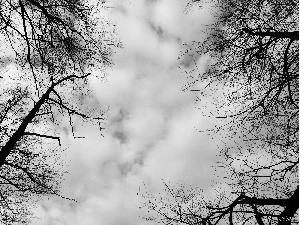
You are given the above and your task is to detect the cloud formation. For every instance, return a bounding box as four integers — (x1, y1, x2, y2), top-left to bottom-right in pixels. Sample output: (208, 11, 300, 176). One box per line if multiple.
(34, 1, 220, 224)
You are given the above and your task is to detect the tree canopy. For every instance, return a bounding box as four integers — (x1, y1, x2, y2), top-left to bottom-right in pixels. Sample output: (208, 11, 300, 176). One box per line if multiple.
(140, 0, 298, 224)
(0, 0, 116, 224)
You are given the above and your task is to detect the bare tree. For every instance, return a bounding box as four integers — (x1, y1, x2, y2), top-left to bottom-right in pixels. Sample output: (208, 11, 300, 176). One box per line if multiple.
(140, 181, 298, 225)
(185, 0, 299, 204)
(184, 0, 298, 145)
(0, 0, 116, 223)
(140, 0, 298, 225)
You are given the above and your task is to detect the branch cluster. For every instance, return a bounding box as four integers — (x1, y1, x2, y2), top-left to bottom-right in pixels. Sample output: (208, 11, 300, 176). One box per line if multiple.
(0, 0, 115, 223)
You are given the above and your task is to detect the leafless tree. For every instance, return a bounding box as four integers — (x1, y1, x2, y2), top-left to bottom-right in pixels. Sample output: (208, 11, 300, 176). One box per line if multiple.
(140, 181, 298, 225)
(141, 0, 298, 225)
(186, 0, 299, 205)
(184, 0, 298, 146)
(0, 0, 116, 223)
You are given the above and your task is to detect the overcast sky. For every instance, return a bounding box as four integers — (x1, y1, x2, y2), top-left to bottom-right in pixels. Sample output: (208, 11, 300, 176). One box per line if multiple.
(33, 1, 225, 224)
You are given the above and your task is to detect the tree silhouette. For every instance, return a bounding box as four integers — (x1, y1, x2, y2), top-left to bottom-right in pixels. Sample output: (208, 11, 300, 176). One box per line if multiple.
(141, 0, 298, 224)
(140, 181, 298, 225)
(0, 0, 116, 223)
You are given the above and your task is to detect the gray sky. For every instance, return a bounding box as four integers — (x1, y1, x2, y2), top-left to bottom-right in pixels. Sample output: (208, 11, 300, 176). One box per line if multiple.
(33, 0, 225, 224)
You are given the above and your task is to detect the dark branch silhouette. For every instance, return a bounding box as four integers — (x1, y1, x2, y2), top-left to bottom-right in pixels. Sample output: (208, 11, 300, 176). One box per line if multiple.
(141, 0, 298, 225)
(0, 0, 116, 224)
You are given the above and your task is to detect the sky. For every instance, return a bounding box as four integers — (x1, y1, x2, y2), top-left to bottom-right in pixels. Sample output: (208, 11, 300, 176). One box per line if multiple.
(33, 0, 226, 224)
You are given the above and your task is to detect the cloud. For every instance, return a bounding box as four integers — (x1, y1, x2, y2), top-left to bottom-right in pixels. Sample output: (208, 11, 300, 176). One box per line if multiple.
(34, 1, 220, 224)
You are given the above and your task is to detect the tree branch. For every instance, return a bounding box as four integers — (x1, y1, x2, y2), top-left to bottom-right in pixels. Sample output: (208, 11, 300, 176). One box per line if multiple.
(242, 28, 299, 40)
(23, 132, 61, 146)
(278, 186, 299, 225)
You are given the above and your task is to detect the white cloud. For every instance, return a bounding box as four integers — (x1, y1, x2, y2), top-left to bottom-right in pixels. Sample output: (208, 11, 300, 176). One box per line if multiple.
(34, 1, 220, 225)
